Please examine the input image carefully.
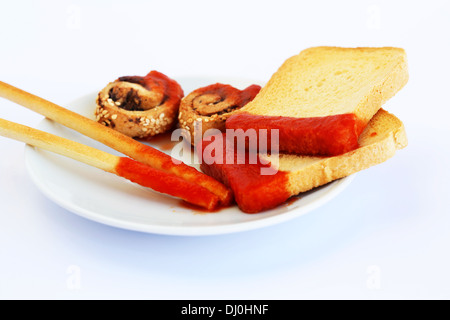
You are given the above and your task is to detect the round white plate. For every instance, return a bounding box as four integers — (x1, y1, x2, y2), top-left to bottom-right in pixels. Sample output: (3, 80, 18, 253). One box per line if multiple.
(24, 77, 354, 236)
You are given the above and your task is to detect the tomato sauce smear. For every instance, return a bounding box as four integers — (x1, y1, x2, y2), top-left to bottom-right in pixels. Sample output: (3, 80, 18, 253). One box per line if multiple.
(226, 113, 364, 156)
(115, 157, 220, 211)
(199, 134, 290, 214)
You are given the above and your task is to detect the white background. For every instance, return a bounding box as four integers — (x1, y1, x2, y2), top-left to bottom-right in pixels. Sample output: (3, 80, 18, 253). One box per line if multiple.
(1, 0, 450, 299)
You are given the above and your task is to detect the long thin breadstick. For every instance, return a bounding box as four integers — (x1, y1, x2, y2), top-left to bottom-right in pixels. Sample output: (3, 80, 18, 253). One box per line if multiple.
(0, 81, 232, 205)
(0, 118, 219, 210)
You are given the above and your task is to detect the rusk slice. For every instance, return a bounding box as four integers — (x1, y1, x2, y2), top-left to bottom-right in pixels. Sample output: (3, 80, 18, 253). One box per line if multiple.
(226, 47, 409, 156)
(201, 109, 407, 213)
(279, 109, 407, 196)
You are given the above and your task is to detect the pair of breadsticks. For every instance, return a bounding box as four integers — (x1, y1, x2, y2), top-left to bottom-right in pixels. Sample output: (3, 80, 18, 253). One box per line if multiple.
(0, 81, 232, 211)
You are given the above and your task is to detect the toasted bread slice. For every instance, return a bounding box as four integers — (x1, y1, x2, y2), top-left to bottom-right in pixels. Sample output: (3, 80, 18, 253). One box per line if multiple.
(201, 109, 407, 213)
(226, 47, 408, 156)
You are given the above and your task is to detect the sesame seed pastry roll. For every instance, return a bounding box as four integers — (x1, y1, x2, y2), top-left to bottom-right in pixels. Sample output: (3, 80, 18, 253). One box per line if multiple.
(178, 83, 261, 144)
(96, 71, 184, 139)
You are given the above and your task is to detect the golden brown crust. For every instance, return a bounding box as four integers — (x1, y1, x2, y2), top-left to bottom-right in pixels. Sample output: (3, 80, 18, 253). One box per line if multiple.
(0, 117, 119, 173)
(95, 71, 184, 139)
(178, 83, 261, 144)
(96, 82, 176, 138)
(354, 54, 409, 126)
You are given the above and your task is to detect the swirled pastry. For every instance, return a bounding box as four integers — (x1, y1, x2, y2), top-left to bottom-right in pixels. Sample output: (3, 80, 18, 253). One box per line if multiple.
(95, 71, 184, 139)
(178, 83, 261, 144)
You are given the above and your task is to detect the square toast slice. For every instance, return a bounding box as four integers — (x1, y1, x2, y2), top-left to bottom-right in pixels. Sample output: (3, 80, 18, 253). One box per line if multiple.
(227, 47, 408, 156)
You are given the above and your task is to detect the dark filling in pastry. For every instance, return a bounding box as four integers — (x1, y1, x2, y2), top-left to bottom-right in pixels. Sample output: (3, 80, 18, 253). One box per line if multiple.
(109, 87, 144, 111)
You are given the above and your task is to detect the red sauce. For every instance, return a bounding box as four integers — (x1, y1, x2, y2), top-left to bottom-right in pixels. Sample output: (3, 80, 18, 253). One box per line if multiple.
(199, 134, 290, 214)
(118, 70, 184, 108)
(129, 139, 233, 206)
(192, 83, 261, 113)
(158, 141, 179, 152)
(139, 131, 179, 151)
(284, 195, 302, 207)
(115, 157, 220, 211)
(178, 200, 228, 214)
(226, 113, 363, 156)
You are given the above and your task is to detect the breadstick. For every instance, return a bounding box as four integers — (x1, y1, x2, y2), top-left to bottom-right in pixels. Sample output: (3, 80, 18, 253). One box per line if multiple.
(0, 118, 219, 210)
(0, 81, 232, 205)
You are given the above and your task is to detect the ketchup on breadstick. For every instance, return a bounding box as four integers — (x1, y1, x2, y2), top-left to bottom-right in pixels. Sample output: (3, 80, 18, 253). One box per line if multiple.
(0, 80, 232, 207)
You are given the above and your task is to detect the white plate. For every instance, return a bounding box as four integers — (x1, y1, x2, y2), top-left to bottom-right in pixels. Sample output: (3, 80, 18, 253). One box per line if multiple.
(24, 77, 354, 236)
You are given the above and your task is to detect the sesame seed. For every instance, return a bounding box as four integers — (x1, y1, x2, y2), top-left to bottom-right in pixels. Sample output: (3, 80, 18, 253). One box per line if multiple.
(115, 101, 121, 106)
(102, 110, 108, 115)
(160, 113, 165, 119)
(111, 114, 118, 120)
(142, 128, 148, 132)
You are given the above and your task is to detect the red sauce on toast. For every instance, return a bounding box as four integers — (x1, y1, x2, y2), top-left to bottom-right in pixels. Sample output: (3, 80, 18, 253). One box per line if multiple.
(226, 113, 364, 156)
(199, 134, 290, 213)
